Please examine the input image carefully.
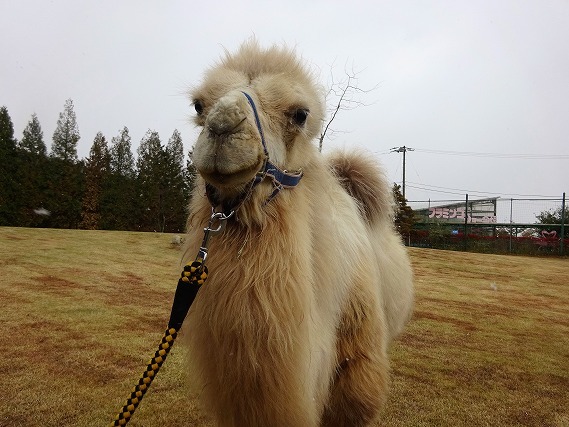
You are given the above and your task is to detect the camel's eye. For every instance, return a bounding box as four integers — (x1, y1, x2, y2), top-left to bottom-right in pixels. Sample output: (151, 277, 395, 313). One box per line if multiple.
(194, 100, 204, 115)
(291, 108, 309, 126)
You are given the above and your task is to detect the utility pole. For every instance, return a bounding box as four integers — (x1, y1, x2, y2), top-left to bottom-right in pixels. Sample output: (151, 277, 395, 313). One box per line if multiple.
(390, 146, 414, 199)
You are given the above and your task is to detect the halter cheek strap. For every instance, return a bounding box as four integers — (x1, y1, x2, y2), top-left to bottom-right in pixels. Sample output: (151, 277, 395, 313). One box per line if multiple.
(206, 92, 303, 213)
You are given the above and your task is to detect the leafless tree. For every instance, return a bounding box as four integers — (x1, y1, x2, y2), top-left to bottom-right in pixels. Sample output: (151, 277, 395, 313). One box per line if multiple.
(319, 65, 378, 152)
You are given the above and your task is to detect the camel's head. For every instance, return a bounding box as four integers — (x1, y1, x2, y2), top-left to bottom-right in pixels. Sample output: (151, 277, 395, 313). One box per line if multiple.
(190, 41, 324, 202)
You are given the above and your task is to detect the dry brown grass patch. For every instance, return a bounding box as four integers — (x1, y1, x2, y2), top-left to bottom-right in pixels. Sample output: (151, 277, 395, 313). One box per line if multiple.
(1, 228, 567, 426)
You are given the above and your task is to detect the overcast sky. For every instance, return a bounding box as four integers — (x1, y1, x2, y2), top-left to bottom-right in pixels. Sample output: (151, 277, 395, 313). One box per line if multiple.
(1, 0, 568, 206)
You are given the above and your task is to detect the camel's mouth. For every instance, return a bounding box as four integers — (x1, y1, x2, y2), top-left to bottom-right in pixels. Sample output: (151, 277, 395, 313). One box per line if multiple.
(191, 91, 302, 206)
(198, 154, 265, 190)
(192, 94, 267, 193)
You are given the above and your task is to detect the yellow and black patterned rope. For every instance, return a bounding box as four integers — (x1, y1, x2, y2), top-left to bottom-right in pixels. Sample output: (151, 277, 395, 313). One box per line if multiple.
(110, 328, 178, 426)
(110, 260, 208, 427)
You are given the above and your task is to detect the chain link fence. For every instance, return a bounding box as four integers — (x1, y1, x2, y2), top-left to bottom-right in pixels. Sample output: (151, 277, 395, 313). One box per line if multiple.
(407, 193, 567, 256)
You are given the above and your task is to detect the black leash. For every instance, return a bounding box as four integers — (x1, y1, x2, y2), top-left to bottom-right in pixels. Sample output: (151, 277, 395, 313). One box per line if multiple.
(109, 211, 228, 427)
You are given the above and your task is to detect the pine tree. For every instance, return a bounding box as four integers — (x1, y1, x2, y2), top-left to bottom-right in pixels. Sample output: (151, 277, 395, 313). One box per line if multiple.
(20, 113, 47, 156)
(163, 129, 187, 232)
(392, 183, 416, 242)
(17, 113, 50, 226)
(0, 106, 17, 152)
(102, 127, 137, 230)
(0, 106, 19, 225)
(43, 157, 84, 228)
(136, 130, 164, 231)
(166, 129, 184, 169)
(51, 99, 80, 162)
(46, 99, 83, 228)
(110, 126, 135, 177)
(80, 132, 110, 229)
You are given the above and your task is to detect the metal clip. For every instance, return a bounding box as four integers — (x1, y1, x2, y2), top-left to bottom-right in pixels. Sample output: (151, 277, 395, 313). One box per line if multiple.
(196, 209, 234, 263)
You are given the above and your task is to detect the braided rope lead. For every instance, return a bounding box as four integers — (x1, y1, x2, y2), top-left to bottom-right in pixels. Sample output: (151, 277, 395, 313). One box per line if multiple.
(110, 260, 208, 427)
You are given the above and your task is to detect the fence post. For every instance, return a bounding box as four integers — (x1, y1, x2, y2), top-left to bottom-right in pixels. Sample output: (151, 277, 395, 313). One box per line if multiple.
(509, 198, 513, 253)
(561, 192, 566, 256)
(463, 194, 469, 251)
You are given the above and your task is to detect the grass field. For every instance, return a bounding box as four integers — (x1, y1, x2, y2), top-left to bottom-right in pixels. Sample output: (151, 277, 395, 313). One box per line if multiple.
(0, 227, 568, 427)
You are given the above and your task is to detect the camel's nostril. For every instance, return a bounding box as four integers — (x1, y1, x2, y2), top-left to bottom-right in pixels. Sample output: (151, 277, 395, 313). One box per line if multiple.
(207, 116, 247, 137)
(204, 93, 249, 137)
(207, 121, 232, 137)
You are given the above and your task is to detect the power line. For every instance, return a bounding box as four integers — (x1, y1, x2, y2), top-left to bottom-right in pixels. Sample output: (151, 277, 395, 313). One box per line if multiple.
(406, 181, 561, 199)
(385, 146, 565, 198)
(413, 148, 569, 160)
(406, 183, 482, 197)
(408, 182, 502, 196)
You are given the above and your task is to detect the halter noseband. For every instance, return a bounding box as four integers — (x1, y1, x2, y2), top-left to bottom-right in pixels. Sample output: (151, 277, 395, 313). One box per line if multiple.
(205, 91, 303, 215)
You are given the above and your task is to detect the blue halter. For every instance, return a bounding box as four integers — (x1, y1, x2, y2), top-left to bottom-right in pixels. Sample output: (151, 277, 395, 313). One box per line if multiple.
(206, 92, 303, 214)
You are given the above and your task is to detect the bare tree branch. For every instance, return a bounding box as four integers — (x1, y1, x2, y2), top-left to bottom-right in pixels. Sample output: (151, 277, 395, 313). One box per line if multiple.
(319, 65, 378, 152)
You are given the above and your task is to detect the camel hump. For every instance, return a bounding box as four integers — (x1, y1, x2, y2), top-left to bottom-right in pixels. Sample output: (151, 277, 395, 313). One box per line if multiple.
(327, 150, 394, 224)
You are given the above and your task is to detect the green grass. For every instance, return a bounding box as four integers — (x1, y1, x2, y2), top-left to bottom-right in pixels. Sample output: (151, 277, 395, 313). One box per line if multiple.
(0, 227, 567, 426)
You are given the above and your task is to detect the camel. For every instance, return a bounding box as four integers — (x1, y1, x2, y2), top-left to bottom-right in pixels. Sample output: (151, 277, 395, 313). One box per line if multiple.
(182, 41, 413, 427)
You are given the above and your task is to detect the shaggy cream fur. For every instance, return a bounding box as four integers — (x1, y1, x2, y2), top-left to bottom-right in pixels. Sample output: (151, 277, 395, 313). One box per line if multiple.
(183, 41, 413, 427)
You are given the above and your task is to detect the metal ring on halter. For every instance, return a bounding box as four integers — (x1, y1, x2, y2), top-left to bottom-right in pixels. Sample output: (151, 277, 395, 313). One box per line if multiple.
(207, 209, 234, 234)
(196, 209, 235, 263)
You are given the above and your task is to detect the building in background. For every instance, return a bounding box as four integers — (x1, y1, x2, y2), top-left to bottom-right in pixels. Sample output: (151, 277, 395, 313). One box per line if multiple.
(413, 197, 499, 226)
